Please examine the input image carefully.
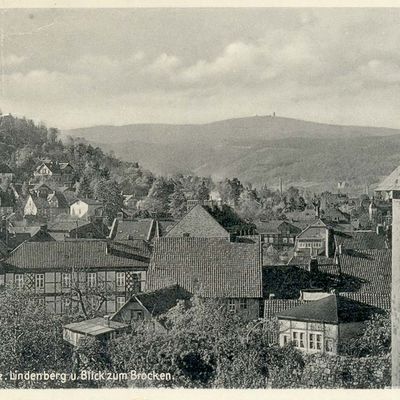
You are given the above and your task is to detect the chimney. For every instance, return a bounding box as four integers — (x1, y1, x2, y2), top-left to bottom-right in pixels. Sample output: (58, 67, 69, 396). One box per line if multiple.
(269, 293, 275, 300)
(376, 224, 384, 236)
(104, 315, 110, 327)
(105, 241, 111, 255)
(338, 244, 343, 255)
(392, 196, 400, 387)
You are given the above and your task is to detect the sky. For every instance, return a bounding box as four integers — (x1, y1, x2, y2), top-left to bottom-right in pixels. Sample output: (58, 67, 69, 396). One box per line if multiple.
(1, 7, 400, 129)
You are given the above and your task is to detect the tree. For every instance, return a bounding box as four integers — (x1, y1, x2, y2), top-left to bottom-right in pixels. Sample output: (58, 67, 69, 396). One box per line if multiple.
(196, 181, 210, 202)
(341, 313, 391, 357)
(237, 189, 262, 221)
(142, 177, 175, 216)
(169, 187, 187, 219)
(0, 287, 72, 388)
(93, 179, 124, 225)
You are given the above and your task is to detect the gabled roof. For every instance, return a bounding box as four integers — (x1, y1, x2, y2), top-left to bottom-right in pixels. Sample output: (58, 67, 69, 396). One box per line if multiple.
(47, 219, 93, 232)
(114, 284, 192, 321)
(297, 219, 328, 240)
(47, 191, 69, 209)
(334, 231, 387, 250)
(340, 292, 390, 312)
(32, 182, 53, 191)
(264, 299, 306, 319)
(2, 239, 151, 270)
(255, 220, 301, 235)
(28, 195, 50, 209)
(375, 165, 400, 191)
(338, 249, 391, 294)
(165, 204, 230, 238)
(147, 237, 262, 298)
(277, 294, 381, 324)
(0, 163, 13, 174)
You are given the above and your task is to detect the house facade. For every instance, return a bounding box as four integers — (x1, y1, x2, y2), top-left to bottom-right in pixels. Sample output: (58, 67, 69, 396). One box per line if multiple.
(32, 161, 75, 187)
(70, 199, 103, 219)
(0, 239, 151, 314)
(295, 219, 334, 257)
(277, 294, 381, 355)
(256, 220, 301, 247)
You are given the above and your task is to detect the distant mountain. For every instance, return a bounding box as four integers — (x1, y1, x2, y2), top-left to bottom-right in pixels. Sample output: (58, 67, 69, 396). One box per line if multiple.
(64, 116, 400, 192)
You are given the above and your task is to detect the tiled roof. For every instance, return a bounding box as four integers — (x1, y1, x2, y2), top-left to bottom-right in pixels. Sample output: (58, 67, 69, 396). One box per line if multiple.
(73, 198, 103, 206)
(340, 292, 390, 311)
(2, 239, 151, 270)
(48, 191, 69, 209)
(166, 204, 230, 238)
(375, 165, 400, 191)
(276, 294, 382, 324)
(297, 222, 328, 240)
(147, 237, 262, 298)
(334, 231, 387, 250)
(288, 255, 341, 275)
(48, 219, 92, 232)
(338, 249, 391, 294)
(115, 284, 192, 320)
(263, 264, 339, 299)
(30, 196, 50, 209)
(156, 219, 176, 236)
(110, 219, 154, 241)
(255, 220, 301, 235)
(63, 191, 78, 206)
(264, 299, 306, 319)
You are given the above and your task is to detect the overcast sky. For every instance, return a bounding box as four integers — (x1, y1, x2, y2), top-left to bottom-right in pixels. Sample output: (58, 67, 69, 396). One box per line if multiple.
(1, 8, 400, 129)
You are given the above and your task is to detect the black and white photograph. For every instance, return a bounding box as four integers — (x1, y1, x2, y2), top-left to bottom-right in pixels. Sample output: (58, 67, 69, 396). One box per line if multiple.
(0, 1, 399, 394)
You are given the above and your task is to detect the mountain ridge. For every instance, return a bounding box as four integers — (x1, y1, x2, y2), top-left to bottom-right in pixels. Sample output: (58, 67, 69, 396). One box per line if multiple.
(64, 115, 400, 193)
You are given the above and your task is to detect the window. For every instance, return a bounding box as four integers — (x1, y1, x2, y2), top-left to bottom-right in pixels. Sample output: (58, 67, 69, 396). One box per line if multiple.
(116, 272, 125, 287)
(15, 274, 24, 289)
(316, 334, 322, 350)
(63, 297, 71, 310)
(130, 310, 144, 321)
(116, 296, 125, 310)
(37, 297, 45, 307)
(313, 241, 321, 248)
(282, 237, 288, 244)
(228, 299, 236, 313)
(309, 333, 315, 349)
(268, 237, 274, 243)
(309, 333, 323, 351)
(299, 242, 305, 248)
(87, 272, 97, 288)
(35, 274, 44, 289)
(282, 335, 289, 345)
(299, 332, 305, 348)
(239, 299, 248, 310)
(325, 339, 334, 353)
(289, 237, 294, 244)
(292, 331, 299, 347)
(62, 273, 71, 288)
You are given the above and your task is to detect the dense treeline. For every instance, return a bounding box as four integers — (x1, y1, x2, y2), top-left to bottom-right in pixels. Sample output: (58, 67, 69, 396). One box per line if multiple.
(1, 113, 314, 225)
(0, 288, 389, 389)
